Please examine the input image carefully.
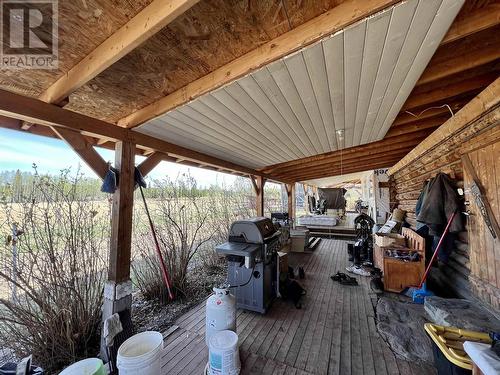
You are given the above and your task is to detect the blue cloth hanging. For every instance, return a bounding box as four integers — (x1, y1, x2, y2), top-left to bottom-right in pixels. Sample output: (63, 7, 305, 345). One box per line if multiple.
(101, 167, 119, 193)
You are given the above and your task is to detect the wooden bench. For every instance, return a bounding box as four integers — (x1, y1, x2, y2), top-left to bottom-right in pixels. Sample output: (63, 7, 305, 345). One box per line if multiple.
(374, 228, 425, 293)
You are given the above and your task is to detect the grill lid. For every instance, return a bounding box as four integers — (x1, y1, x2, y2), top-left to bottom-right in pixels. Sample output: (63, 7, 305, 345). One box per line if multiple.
(228, 217, 277, 244)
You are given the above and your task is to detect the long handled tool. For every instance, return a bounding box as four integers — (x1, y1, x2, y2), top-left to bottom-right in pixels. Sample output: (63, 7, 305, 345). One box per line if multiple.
(410, 211, 456, 304)
(138, 184, 175, 300)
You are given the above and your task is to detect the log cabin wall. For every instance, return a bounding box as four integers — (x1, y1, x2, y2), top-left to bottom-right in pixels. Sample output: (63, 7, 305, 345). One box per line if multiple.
(392, 151, 469, 302)
(463, 136, 500, 311)
(391, 122, 500, 315)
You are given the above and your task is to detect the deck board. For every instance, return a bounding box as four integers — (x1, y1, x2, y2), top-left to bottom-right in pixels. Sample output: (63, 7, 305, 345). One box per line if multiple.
(161, 239, 436, 374)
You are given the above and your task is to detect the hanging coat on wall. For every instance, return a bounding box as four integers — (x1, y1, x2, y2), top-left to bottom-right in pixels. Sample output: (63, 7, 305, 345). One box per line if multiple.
(417, 173, 464, 236)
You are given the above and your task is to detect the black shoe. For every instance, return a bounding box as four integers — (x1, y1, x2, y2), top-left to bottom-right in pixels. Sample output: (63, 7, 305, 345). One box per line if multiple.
(370, 277, 384, 294)
(331, 272, 346, 281)
(331, 272, 358, 285)
(340, 275, 358, 286)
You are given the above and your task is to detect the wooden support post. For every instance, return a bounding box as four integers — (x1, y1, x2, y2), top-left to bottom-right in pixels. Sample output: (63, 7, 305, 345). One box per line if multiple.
(101, 140, 135, 357)
(286, 183, 296, 224)
(253, 175, 266, 217)
(302, 183, 309, 196)
(108, 141, 135, 283)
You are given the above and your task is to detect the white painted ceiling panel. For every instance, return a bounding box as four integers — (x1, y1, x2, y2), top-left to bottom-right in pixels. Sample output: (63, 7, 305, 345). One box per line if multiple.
(323, 32, 345, 149)
(302, 43, 338, 150)
(376, 0, 465, 138)
(354, 12, 391, 147)
(138, 0, 464, 169)
(344, 18, 367, 148)
(373, 0, 444, 138)
(362, 0, 418, 144)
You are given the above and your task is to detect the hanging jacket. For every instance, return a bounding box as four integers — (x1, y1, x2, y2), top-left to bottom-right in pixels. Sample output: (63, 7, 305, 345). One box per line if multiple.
(415, 180, 430, 231)
(417, 173, 464, 235)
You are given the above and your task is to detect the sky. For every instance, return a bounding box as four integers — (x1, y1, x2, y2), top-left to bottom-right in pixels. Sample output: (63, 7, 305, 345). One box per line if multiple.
(0, 128, 239, 187)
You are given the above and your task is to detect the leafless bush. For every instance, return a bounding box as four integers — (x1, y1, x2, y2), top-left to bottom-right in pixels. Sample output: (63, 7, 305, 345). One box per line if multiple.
(0, 168, 109, 372)
(132, 174, 218, 302)
(132, 176, 258, 302)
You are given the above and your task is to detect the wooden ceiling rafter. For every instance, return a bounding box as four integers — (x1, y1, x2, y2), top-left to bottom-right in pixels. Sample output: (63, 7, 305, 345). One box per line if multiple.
(260, 126, 439, 176)
(272, 147, 417, 181)
(402, 72, 496, 112)
(384, 115, 449, 138)
(288, 157, 405, 182)
(416, 36, 500, 86)
(39, 0, 200, 105)
(440, 2, 500, 45)
(51, 127, 109, 179)
(281, 154, 411, 181)
(389, 77, 500, 175)
(269, 141, 421, 179)
(392, 95, 475, 127)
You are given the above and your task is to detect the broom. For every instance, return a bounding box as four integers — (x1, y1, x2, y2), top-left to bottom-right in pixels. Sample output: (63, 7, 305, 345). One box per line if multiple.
(407, 210, 456, 304)
(138, 184, 175, 301)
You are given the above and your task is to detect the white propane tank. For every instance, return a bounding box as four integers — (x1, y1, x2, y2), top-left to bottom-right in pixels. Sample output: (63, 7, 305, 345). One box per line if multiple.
(206, 287, 236, 345)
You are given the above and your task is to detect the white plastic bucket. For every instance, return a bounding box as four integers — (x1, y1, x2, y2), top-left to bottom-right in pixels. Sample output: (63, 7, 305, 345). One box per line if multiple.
(117, 331, 164, 375)
(208, 330, 240, 375)
(59, 358, 104, 375)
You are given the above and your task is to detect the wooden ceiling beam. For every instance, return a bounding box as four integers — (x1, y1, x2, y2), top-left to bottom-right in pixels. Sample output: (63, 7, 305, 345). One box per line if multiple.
(137, 152, 167, 177)
(402, 73, 495, 112)
(392, 96, 472, 127)
(416, 42, 500, 86)
(441, 2, 500, 46)
(39, 0, 200, 104)
(385, 116, 448, 138)
(51, 127, 109, 179)
(117, 0, 400, 128)
(281, 154, 410, 181)
(290, 154, 405, 177)
(389, 77, 500, 175)
(0, 88, 126, 139)
(270, 141, 422, 178)
(260, 130, 432, 175)
(0, 89, 281, 181)
(0, 115, 263, 180)
(289, 156, 404, 182)
(272, 143, 420, 179)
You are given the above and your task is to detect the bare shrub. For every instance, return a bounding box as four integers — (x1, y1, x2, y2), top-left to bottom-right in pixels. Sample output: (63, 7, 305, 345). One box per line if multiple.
(131, 176, 287, 304)
(132, 174, 218, 302)
(0, 168, 109, 372)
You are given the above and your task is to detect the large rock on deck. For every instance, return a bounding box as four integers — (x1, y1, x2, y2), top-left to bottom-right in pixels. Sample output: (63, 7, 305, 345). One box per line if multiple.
(424, 296, 500, 333)
(376, 296, 434, 363)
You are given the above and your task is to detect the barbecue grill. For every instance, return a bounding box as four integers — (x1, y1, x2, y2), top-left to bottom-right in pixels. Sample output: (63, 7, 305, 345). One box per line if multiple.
(216, 217, 280, 313)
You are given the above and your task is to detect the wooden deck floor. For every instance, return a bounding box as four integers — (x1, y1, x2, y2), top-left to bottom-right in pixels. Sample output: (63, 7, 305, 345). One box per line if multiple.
(161, 239, 436, 374)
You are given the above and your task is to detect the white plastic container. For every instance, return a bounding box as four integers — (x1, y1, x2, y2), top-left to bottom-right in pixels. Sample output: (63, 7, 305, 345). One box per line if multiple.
(206, 287, 236, 345)
(59, 358, 104, 375)
(116, 331, 163, 375)
(208, 330, 240, 375)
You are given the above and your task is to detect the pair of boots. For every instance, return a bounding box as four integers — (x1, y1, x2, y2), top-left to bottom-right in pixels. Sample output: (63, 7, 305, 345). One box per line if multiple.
(346, 243, 371, 277)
